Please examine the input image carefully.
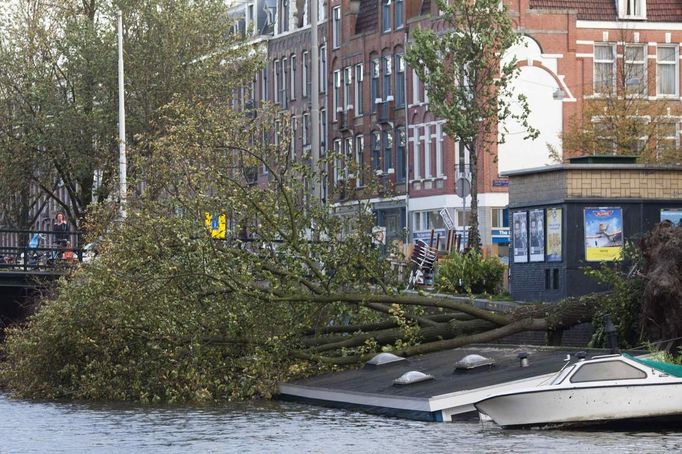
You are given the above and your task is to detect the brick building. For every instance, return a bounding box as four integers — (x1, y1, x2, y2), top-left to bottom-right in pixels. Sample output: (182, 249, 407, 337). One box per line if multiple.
(242, 0, 682, 257)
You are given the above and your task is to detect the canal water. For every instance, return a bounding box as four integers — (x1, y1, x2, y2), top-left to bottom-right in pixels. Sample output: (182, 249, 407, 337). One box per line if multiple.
(2, 393, 681, 453)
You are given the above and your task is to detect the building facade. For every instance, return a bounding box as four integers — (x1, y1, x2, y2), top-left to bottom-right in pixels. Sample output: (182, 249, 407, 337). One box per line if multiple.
(248, 0, 682, 257)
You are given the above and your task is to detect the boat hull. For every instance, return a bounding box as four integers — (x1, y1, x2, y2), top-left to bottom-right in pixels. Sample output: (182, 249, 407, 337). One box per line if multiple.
(475, 383, 682, 429)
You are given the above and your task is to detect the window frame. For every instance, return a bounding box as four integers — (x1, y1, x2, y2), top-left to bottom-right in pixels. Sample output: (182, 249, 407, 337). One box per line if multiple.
(657, 44, 679, 98)
(594, 43, 616, 95)
(332, 6, 341, 49)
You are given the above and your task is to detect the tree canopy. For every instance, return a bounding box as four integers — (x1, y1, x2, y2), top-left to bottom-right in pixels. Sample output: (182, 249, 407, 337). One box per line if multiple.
(0, 0, 257, 227)
(405, 0, 537, 249)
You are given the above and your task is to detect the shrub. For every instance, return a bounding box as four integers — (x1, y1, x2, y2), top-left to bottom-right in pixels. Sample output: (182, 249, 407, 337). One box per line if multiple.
(435, 250, 504, 295)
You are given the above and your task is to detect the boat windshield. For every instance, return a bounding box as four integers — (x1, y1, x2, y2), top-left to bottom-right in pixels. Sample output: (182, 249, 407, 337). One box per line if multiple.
(550, 365, 575, 385)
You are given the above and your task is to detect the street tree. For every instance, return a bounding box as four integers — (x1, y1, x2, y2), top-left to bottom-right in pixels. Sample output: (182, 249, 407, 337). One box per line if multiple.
(405, 0, 537, 249)
(0, 0, 257, 228)
(562, 38, 682, 163)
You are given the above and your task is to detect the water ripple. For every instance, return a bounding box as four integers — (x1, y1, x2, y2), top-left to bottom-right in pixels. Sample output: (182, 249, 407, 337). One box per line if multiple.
(2, 393, 681, 453)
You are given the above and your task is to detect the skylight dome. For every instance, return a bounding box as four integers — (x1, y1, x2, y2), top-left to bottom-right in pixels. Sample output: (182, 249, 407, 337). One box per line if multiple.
(454, 354, 495, 370)
(366, 352, 406, 366)
(393, 371, 434, 386)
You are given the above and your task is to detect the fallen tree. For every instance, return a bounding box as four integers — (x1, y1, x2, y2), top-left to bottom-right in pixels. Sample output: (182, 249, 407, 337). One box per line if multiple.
(0, 101, 601, 403)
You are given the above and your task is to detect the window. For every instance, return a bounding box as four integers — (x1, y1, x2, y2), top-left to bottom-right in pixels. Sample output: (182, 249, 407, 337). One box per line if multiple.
(570, 361, 646, 383)
(619, 0, 646, 19)
(395, 54, 405, 107)
(395, 0, 404, 29)
(303, 112, 310, 146)
(396, 127, 406, 182)
(261, 67, 268, 101)
(383, 130, 393, 172)
(320, 45, 327, 94)
(657, 45, 678, 97)
(355, 134, 365, 187)
(302, 51, 309, 97)
(320, 108, 327, 153)
(274, 59, 281, 103)
(413, 126, 421, 179)
(290, 54, 296, 100)
(435, 123, 444, 176)
(371, 58, 380, 113)
(457, 141, 470, 175)
(624, 45, 646, 96)
(371, 131, 381, 170)
(333, 139, 342, 183)
(383, 56, 392, 99)
(344, 137, 353, 178)
(412, 69, 421, 104)
(423, 124, 432, 178)
(656, 120, 680, 157)
(282, 57, 289, 107)
(333, 69, 342, 113)
(594, 43, 615, 95)
(279, 0, 289, 33)
(491, 208, 509, 228)
(355, 64, 364, 115)
(332, 7, 341, 48)
(344, 66, 352, 110)
(383, 0, 391, 32)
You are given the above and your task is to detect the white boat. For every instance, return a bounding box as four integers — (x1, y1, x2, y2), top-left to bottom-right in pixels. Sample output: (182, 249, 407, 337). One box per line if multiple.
(474, 353, 682, 429)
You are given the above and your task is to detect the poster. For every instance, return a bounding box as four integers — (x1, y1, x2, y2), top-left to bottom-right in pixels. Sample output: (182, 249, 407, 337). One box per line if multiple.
(512, 211, 528, 263)
(584, 208, 623, 262)
(205, 212, 227, 239)
(546, 208, 562, 262)
(661, 208, 682, 226)
(529, 209, 545, 262)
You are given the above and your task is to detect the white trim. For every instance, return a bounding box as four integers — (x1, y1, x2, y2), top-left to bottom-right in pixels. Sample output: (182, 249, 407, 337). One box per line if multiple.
(577, 20, 682, 31)
(576, 40, 594, 45)
(541, 53, 564, 59)
(576, 53, 594, 58)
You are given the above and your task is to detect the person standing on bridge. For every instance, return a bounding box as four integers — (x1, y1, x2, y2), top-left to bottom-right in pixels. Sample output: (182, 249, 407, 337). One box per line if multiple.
(53, 212, 69, 247)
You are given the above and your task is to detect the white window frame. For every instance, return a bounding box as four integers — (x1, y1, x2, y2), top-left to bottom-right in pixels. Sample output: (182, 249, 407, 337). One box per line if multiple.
(624, 44, 647, 97)
(302, 51, 309, 97)
(618, 0, 646, 20)
(412, 126, 421, 179)
(290, 54, 296, 100)
(332, 7, 341, 49)
(333, 69, 342, 114)
(355, 134, 365, 187)
(435, 123, 444, 177)
(423, 124, 432, 178)
(657, 45, 679, 98)
(344, 66, 353, 110)
(274, 59, 281, 103)
(354, 63, 364, 115)
(594, 43, 616, 95)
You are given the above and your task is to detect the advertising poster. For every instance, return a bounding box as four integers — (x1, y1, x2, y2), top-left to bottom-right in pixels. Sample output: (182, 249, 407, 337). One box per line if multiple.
(546, 208, 562, 262)
(204, 212, 227, 239)
(512, 211, 528, 263)
(584, 208, 623, 261)
(661, 208, 682, 226)
(529, 209, 545, 262)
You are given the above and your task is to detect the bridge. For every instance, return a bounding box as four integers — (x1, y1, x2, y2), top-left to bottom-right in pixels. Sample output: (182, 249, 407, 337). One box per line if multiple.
(0, 228, 87, 330)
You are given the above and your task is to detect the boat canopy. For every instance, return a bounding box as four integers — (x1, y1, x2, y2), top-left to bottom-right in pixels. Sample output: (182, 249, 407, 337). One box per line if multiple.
(624, 353, 682, 378)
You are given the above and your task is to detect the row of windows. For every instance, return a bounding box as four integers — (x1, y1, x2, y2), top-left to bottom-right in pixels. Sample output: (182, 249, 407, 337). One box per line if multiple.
(271, 51, 407, 114)
(594, 42, 680, 97)
(331, 128, 407, 187)
(330, 0, 404, 49)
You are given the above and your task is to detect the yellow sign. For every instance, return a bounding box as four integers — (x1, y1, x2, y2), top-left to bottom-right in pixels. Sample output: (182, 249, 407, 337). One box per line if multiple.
(205, 212, 226, 239)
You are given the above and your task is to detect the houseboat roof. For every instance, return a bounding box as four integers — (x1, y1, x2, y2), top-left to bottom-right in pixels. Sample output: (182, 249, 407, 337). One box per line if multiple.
(278, 345, 621, 422)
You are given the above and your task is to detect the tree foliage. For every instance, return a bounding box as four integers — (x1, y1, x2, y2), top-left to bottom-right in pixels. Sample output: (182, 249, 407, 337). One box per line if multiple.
(405, 0, 537, 249)
(561, 30, 682, 163)
(0, 0, 255, 227)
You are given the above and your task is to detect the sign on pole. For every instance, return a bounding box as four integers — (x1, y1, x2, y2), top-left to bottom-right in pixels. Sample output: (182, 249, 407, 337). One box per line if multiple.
(439, 208, 455, 231)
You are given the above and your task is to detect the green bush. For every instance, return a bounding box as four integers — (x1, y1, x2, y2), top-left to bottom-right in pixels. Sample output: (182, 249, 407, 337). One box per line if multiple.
(435, 250, 505, 295)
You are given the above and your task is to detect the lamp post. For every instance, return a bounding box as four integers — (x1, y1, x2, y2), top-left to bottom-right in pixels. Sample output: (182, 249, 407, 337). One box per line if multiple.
(117, 10, 127, 218)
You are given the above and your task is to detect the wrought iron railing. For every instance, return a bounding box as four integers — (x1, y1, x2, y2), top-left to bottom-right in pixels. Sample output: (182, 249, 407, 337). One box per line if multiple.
(0, 229, 84, 272)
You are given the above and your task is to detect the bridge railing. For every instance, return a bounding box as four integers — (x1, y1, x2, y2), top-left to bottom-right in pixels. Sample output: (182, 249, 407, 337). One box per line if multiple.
(0, 229, 85, 272)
